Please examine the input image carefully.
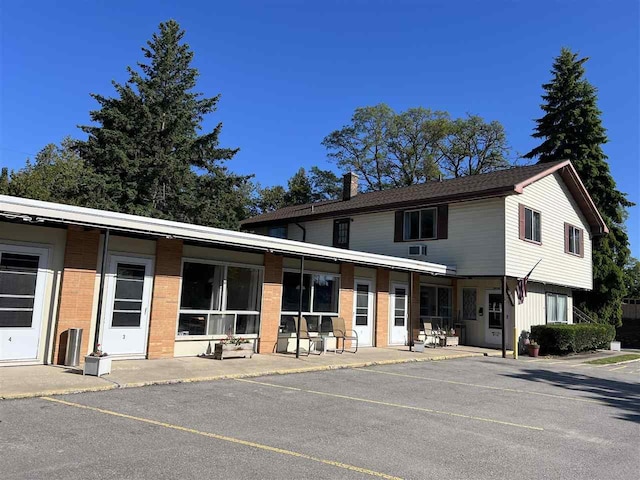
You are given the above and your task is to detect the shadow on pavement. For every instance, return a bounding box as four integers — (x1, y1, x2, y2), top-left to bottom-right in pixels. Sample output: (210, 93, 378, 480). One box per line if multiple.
(503, 368, 640, 423)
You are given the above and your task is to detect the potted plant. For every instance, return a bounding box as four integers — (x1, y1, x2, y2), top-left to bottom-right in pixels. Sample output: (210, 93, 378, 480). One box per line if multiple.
(527, 341, 540, 357)
(213, 336, 254, 360)
(84, 344, 112, 376)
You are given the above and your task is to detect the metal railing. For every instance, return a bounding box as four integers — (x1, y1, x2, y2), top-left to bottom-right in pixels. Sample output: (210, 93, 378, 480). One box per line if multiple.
(573, 306, 595, 324)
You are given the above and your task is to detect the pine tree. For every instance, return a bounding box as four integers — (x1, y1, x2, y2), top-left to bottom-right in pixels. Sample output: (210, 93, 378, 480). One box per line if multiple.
(284, 168, 313, 205)
(524, 48, 632, 325)
(77, 20, 250, 228)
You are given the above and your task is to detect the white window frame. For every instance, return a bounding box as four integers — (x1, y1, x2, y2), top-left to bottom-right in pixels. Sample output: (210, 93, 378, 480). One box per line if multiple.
(546, 293, 568, 324)
(404, 208, 438, 241)
(418, 283, 453, 327)
(524, 207, 541, 243)
(280, 269, 341, 334)
(176, 258, 264, 339)
(568, 225, 581, 256)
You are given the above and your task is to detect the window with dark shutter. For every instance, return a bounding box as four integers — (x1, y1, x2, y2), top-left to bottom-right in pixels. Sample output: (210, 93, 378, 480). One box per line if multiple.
(333, 219, 350, 249)
(565, 223, 583, 256)
(520, 204, 541, 243)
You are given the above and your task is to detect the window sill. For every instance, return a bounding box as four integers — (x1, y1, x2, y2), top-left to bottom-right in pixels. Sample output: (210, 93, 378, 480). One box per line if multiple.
(175, 334, 258, 341)
(565, 251, 581, 257)
(520, 238, 542, 246)
(400, 237, 438, 243)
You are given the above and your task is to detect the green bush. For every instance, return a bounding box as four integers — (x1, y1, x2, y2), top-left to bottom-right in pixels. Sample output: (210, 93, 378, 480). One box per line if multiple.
(530, 323, 615, 355)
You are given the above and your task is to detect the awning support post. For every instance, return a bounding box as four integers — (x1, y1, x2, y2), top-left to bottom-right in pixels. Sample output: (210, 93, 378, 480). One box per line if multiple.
(296, 255, 305, 358)
(501, 275, 506, 359)
(93, 229, 110, 353)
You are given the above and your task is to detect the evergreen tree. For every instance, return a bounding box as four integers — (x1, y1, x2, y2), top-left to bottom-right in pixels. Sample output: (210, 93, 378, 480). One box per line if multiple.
(77, 20, 250, 228)
(524, 47, 632, 325)
(284, 168, 313, 205)
(0, 167, 9, 194)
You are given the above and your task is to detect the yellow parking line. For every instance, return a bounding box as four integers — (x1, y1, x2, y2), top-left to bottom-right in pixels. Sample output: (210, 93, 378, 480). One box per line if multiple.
(358, 369, 601, 405)
(41, 396, 402, 480)
(236, 379, 543, 431)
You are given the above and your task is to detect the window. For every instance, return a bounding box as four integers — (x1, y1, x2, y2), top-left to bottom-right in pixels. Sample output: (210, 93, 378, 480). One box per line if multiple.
(333, 219, 350, 249)
(419, 285, 452, 327)
(566, 224, 582, 256)
(487, 293, 503, 329)
(177, 261, 262, 337)
(0, 252, 39, 328)
(546, 293, 568, 324)
(462, 288, 477, 320)
(280, 271, 340, 333)
(268, 226, 287, 239)
(112, 263, 145, 327)
(524, 207, 541, 243)
(404, 208, 437, 240)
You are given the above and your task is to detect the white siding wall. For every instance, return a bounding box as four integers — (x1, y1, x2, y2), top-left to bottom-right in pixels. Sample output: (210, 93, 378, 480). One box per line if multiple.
(505, 173, 592, 289)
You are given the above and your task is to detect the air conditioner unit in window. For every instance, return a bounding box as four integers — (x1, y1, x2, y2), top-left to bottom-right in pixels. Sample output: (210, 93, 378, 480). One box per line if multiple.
(408, 245, 428, 257)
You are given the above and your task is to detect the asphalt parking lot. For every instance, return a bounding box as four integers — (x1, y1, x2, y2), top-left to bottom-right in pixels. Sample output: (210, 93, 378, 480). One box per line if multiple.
(2, 356, 639, 480)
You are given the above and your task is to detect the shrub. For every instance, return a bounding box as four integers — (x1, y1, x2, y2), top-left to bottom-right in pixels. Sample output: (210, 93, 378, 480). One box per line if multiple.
(530, 323, 615, 355)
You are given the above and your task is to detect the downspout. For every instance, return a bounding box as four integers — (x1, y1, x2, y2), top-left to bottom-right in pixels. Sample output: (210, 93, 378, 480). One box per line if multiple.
(93, 229, 110, 352)
(295, 222, 306, 242)
(296, 255, 305, 358)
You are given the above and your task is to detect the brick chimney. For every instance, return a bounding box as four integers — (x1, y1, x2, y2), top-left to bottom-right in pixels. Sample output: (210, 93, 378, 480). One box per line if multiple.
(342, 172, 359, 201)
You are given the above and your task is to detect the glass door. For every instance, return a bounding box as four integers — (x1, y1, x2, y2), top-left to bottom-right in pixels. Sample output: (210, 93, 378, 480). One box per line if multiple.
(353, 280, 374, 347)
(390, 283, 408, 345)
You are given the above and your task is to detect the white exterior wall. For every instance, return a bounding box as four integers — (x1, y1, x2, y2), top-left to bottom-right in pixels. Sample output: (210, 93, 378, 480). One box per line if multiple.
(505, 173, 593, 289)
(0, 222, 67, 364)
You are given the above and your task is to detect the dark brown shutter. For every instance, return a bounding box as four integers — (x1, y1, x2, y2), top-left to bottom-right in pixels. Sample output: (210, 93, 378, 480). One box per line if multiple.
(579, 228, 584, 258)
(332, 220, 339, 247)
(519, 204, 525, 240)
(394, 211, 404, 242)
(437, 205, 448, 239)
(564, 223, 570, 254)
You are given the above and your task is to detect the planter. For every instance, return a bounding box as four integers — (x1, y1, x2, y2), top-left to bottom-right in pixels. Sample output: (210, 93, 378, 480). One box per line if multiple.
(83, 355, 112, 376)
(213, 342, 254, 360)
(610, 341, 621, 352)
(413, 341, 425, 353)
(444, 336, 459, 347)
(528, 345, 540, 357)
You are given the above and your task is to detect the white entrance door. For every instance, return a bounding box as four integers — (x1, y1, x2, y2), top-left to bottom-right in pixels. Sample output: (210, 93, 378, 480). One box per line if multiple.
(101, 256, 154, 356)
(0, 244, 48, 362)
(485, 289, 503, 346)
(390, 283, 408, 345)
(353, 279, 374, 347)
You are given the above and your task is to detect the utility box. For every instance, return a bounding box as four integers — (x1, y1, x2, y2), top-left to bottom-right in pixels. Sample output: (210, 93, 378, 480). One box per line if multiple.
(65, 328, 83, 367)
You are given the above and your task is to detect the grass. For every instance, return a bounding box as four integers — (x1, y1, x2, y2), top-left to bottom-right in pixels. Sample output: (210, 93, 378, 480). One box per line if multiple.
(585, 354, 640, 365)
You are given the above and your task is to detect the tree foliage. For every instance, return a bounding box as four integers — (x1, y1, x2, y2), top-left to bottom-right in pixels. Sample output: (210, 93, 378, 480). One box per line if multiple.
(322, 104, 511, 191)
(624, 258, 640, 299)
(76, 20, 251, 228)
(524, 47, 632, 325)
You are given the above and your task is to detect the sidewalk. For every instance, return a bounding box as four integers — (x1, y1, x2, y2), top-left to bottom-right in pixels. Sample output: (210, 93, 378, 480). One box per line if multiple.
(0, 346, 505, 400)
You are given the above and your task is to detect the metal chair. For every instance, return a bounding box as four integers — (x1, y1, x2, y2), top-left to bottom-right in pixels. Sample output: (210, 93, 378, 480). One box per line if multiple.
(331, 316, 358, 353)
(422, 321, 440, 348)
(293, 316, 321, 355)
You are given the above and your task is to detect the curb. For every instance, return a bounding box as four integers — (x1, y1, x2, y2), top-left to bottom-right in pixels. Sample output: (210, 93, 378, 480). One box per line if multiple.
(1, 352, 480, 400)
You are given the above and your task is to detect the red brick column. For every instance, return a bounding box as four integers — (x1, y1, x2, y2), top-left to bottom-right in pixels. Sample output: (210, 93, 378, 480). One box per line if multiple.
(375, 268, 390, 347)
(410, 272, 421, 343)
(339, 263, 355, 349)
(258, 253, 283, 354)
(147, 238, 183, 359)
(53, 226, 100, 365)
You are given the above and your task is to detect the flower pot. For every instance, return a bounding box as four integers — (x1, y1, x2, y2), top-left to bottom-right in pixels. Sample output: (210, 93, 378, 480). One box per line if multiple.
(213, 342, 254, 360)
(528, 345, 540, 357)
(84, 355, 112, 376)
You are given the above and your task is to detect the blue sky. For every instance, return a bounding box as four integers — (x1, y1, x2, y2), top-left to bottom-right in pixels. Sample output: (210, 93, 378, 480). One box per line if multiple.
(1, 1, 638, 256)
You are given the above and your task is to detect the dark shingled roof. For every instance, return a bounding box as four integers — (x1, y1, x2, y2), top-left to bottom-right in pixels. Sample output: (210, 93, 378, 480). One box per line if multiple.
(242, 162, 568, 227)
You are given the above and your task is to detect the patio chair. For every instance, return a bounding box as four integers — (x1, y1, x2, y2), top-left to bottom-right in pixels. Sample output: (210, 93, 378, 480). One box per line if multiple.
(331, 316, 358, 353)
(422, 321, 439, 348)
(293, 316, 321, 356)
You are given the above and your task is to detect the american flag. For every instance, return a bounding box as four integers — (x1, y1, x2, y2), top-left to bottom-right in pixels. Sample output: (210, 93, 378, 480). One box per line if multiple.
(516, 259, 542, 305)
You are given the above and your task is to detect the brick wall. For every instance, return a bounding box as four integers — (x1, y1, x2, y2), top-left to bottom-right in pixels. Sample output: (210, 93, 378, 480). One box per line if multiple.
(53, 226, 100, 365)
(339, 263, 355, 349)
(375, 268, 390, 347)
(147, 238, 183, 359)
(258, 253, 283, 353)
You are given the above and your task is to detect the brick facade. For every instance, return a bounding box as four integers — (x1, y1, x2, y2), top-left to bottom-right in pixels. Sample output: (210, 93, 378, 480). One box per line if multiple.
(375, 268, 389, 347)
(339, 263, 355, 349)
(147, 238, 183, 359)
(53, 226, 100, 365)
(258, 253, 283, 354)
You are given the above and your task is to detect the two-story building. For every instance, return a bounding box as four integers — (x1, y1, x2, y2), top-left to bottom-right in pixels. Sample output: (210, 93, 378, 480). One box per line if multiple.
(241, 160, 608, 350)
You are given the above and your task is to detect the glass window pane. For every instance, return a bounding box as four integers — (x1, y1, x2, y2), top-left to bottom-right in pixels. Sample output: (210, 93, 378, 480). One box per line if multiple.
(112, 312, 141, 327)
(438, 288, 452, 319)
(355, 315, 367, 326)
(115, 279, 143, 300)
(419, 286, 437, 317)
(533, 212, 541, 242)
(226, 267, 260, 311)
(462, 288, 476, 320)
(117, 264, 145, 281)
(312, 275, 339, 313)
(1, 253, 39, 272)
(281, 272, 310, 312)
(546, 294, 556, 323)
(235, 314, 259, 334)
(180, 262, 220, 310)
(113, 300, 141, 311)
(178, 314, 206, 335)
(404, 211, 420, 240)
(305, 315, 320, 332)
(0, 310, 33, 327)
(0, 272, 37, 296)
(557, 295, 567, 323)
(420, 209, 436, 239)
(280, 315, 297, 333)
(525, 209, 532, 240)
(320, 316, 333, 333)
(0, 297, 35, 309)
(208, 314, 235, 336)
